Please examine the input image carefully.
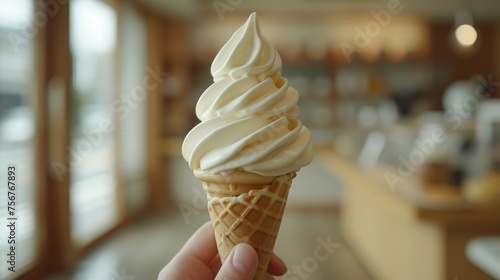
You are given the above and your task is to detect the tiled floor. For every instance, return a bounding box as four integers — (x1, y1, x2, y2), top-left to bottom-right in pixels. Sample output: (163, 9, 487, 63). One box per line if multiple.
(44, 209, 373, 280)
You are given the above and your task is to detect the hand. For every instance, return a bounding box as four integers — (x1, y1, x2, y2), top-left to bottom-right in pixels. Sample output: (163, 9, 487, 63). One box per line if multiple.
(158, 221, 287, 280)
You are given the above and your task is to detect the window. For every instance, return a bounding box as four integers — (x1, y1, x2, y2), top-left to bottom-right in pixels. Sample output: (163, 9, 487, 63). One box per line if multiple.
(0, 0, 37, 278)
(69, 0, 118, 245)
(118, 2, 148, 213)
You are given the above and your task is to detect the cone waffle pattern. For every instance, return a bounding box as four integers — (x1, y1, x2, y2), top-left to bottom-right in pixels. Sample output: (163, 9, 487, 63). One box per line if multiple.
(207, 173, 294, 280)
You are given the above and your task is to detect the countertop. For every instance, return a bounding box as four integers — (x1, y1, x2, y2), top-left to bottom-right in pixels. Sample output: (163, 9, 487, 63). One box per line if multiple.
(467, 237, 500, 280)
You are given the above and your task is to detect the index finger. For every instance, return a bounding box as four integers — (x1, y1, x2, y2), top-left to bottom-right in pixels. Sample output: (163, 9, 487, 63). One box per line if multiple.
(178, 221, 218, 264)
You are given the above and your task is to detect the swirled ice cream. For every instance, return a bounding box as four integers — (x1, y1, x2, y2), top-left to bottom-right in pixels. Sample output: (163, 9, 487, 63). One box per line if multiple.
(182, 12, 313, 176)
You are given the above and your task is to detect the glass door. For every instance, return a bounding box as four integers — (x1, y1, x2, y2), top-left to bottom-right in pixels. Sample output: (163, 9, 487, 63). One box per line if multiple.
(0, 0, 38, 278)
(69, 0, 118, 245)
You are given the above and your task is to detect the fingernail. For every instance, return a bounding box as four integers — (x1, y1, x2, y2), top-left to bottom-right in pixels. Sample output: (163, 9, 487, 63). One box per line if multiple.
(232, 244, 256, 274)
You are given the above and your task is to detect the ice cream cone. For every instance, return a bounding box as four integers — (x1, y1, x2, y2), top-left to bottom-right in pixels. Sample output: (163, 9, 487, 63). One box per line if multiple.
(194, 170, 296, 280)
(183, 12, 313, 280)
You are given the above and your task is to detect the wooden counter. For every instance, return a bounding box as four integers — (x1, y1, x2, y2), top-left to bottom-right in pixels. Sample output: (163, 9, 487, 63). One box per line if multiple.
(318, 151, 500, 280)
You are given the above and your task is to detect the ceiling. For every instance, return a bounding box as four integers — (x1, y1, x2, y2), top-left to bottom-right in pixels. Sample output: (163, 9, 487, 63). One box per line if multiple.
(137, 0, 500, 22)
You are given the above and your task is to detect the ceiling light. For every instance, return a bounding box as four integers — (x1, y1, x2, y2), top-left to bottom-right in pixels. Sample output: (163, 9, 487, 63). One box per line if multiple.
(455, 24, 477, 47)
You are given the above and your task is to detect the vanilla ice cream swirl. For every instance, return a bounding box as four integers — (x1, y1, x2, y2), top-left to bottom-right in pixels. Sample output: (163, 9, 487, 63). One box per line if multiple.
(182, 13, 313, 176)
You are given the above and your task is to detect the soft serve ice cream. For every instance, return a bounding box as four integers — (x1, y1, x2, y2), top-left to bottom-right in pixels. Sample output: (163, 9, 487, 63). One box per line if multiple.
(182, 12, 313, 177)
(182, 13, 314, 279)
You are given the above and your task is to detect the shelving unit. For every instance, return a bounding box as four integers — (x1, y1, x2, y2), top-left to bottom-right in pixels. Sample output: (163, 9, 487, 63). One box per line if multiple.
(147, 16, 500, 208)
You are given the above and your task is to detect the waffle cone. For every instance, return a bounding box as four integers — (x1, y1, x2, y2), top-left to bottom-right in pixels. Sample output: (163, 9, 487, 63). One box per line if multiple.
(194, 170, 296, 280)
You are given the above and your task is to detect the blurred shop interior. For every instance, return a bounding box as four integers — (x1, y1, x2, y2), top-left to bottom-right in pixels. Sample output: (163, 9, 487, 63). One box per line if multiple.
(1, 0, 500, 279)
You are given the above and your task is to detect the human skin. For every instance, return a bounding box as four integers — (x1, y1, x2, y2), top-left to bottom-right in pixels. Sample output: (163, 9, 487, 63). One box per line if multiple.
(158, 221, 287, 280)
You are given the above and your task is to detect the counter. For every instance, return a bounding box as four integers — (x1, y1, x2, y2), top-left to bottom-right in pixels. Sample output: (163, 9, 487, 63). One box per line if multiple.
(318, 150, 500, 280)
(467, 237, 500, 279)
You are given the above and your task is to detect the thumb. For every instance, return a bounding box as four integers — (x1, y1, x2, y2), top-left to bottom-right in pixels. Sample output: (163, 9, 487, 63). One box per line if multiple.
(215, 243, 258, 280)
